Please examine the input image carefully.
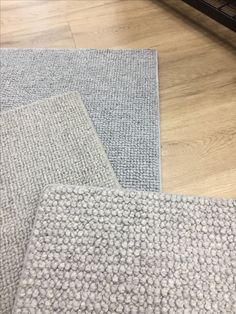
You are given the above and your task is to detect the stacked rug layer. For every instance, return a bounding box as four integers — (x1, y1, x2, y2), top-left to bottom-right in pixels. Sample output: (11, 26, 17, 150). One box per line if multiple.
(14, 185, 236, 313)
(0, 48, 235, 314)
(1, 92, 120, 313)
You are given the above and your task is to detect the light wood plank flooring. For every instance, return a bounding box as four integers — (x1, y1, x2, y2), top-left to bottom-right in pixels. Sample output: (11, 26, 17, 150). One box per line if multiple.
(1, 0, 236, 198)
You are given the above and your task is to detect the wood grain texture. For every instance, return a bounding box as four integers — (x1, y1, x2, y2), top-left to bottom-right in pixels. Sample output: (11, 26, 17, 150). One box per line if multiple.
(1, 0, 236, 198)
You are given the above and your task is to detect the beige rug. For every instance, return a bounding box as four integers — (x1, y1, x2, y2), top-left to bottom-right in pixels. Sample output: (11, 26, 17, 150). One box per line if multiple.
(0, 93, 120, 314)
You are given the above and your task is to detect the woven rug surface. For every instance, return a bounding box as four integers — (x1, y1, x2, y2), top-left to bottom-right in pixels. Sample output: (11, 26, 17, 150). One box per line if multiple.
(0, 48, 161, 192)
(14, 185, 236, 314)
(0, 93, 119, 314)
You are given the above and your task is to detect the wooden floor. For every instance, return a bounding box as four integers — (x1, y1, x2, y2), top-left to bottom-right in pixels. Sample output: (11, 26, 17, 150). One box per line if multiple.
(1, 0, 236, 198)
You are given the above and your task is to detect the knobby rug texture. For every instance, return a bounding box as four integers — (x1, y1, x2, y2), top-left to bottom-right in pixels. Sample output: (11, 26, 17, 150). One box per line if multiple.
(0, 48, 161, 191)
(0, 93, 119, 314)
(14, 185, 236, 314)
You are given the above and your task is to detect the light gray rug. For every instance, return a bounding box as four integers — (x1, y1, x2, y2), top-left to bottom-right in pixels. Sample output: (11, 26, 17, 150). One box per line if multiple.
(14, 185, 236, 314)
(0, 93, 120, 314)
(0, 48, 161, 191)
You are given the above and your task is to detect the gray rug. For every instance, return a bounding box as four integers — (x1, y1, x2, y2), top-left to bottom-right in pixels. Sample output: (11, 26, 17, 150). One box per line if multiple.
(0, 48, 161, 191)
(0, 93, 120, 314)
(14, 185, 236, 314)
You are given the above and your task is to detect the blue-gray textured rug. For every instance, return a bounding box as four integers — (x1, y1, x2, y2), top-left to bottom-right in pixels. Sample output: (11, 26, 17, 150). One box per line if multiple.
(0, 48, 161, 191)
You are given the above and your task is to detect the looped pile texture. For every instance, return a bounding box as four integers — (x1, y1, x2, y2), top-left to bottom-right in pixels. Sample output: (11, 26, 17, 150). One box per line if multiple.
(0, 93, 119, 314)
(14, 185, 236, 314)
